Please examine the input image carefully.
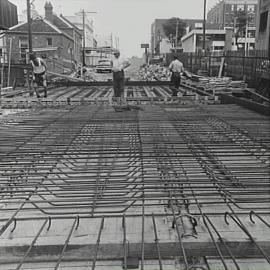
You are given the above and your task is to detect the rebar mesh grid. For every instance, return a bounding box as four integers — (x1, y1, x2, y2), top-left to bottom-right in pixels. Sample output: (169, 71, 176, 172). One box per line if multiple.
(0, 102, 269, 270)
(1, 85, 211, 109)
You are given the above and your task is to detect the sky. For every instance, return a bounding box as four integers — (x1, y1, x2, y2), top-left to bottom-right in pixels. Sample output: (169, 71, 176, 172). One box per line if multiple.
(9, 0, 220, 57)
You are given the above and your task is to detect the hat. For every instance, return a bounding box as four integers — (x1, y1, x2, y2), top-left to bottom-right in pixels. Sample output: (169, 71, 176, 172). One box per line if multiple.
(113, 50, 120, 55)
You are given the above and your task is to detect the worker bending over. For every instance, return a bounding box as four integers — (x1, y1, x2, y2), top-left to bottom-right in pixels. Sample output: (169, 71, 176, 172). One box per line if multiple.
(29, 53, 47, 98)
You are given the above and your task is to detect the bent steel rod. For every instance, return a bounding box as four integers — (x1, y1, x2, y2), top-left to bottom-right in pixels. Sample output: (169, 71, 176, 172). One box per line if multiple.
(54, 216, 79, 270)
(15, 218, 50, 270)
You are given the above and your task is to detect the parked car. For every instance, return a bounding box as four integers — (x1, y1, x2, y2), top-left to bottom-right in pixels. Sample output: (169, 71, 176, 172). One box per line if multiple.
(96, 59, 112, 73)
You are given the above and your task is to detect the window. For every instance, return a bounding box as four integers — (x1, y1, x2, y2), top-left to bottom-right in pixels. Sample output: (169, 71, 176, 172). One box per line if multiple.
(47, 37, 52, 46)
(19, 38, 28, 61)
(0, 48, 3, 64)
(237, 5, 244, 11)
(248, 30, 256, 38)
(213, 46, 224, 51)
(226, 4, 233, 12)
(231, 5, 235, 11)
(247, 5, 255, 12)
(259, 11, 268, 32)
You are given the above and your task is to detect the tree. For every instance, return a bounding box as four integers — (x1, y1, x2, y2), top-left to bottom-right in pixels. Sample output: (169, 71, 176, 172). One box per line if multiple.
(234, 10, 248, 49)
(163, 18, 186, 47)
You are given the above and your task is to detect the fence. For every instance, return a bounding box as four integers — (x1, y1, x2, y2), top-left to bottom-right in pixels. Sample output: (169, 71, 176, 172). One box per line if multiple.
(165, 50, 269, 87)
(224, 50, 269, 86)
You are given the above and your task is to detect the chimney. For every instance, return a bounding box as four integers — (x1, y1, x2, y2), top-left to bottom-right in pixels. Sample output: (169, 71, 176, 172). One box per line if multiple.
(45, 2, 53, 22)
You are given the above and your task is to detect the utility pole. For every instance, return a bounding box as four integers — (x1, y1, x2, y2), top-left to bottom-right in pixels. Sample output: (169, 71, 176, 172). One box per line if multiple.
(245, 3, 250, 56)
(175, 18, 179, 48)
(245, 17, 248, 55)
(82, 9, 86, 66)
(26, 0, 33, 92)
(77, 10, 97, 66)
(233, 17, 237, 49)
(27, 0, 33, 54)
(141, 44, 149, 65)
(110, 33, 113, 55)
(110, 33, 113, 48)
(203, 0, 207, 51)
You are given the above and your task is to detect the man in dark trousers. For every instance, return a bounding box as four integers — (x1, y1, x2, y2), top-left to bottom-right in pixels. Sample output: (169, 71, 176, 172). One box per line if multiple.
(111, 50, 130, 104)
(169, 55, 184, 96)
(29, 53, 47, 98)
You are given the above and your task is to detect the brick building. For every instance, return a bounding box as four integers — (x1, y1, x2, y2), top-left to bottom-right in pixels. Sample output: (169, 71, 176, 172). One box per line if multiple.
(0, 2, 82, 72)
(207, 0, 257, 27)
(64, 14, 95, 48)
(181, 28, 233, 52)
(207, 0, 258, 50)
(151, 19, 203, 55)
(151, 19, 167, 55)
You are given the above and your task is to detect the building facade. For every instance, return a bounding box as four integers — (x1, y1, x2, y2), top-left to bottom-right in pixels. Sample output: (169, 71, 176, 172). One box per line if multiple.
(151, 19, 168, 55)
(207, 0, 258, 50)
(181, 28, 233, 53)
(0, 2, 82, 73)
(207, 0, 257, 28)
(0, 0, 18, 64)
(256, 0, 270, 53)
(0, 0, 18, 30)
(151, 19, 204, 55)
(64, 14, 95, 48)
(44, 2, 82, 63)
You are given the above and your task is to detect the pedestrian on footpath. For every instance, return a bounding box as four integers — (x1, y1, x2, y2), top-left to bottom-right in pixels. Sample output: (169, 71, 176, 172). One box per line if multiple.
(168, 55, 184, 97)
(29, 53, 47, 98)
(111, 50, 130, 104)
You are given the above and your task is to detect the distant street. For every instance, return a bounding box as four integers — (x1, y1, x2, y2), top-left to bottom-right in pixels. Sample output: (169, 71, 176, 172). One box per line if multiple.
(86, 56, 144, 81)
(88, 68, 112, 81)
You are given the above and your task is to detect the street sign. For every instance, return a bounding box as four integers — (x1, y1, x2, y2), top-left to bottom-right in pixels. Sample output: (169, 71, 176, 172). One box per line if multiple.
(141, 44, 149, 48)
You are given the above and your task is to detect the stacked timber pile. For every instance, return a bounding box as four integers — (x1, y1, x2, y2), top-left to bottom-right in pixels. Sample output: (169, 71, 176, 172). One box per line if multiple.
(228, 80, 247, 93)
(187, 76, 247, 94)
(204, 77, 232, 94)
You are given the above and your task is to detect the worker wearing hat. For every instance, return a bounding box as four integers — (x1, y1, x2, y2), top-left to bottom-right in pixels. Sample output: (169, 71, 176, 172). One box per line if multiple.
(29, 53, 47, 98)
(111, 50, 130, 103)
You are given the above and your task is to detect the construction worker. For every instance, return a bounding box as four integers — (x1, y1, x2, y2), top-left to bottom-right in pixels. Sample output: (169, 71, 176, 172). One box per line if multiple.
(168, 55, 184, 96)
(29, 53, 47, 98)
(111, 50, 130, 104)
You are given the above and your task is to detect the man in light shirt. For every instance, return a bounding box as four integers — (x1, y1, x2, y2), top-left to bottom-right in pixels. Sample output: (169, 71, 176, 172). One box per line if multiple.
(168, 55, 184, 96)
(29, 53, 47, 98)
(111, 50, 131, 102)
